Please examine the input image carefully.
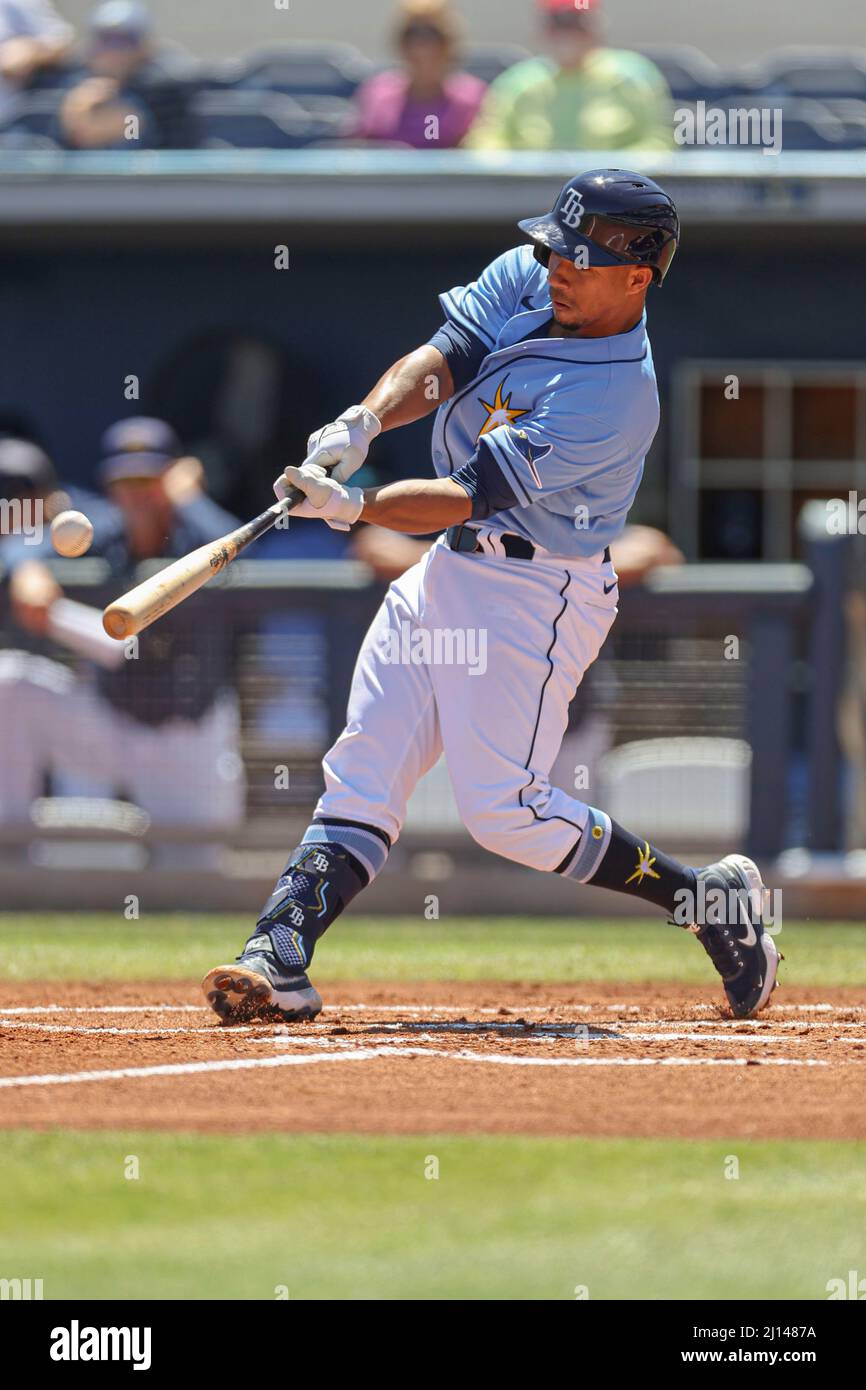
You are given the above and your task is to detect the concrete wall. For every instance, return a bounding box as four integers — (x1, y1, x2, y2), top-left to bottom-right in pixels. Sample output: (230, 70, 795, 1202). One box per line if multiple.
(55, 0, 866, 67)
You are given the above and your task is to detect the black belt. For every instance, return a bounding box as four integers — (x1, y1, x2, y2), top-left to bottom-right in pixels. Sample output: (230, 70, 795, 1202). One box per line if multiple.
(446, 524, 535, 560)
(446, 524, 611, 566)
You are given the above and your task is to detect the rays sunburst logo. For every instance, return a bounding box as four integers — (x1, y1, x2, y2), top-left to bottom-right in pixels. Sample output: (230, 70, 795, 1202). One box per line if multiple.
(625, 841, 661, 886)
(476, 379, 529, 438)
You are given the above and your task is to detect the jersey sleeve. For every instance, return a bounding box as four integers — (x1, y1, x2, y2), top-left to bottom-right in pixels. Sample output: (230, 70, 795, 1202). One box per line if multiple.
(437, 246, 533, 351)
(427, 318, 490, 392)
(450, 438, 521, 521)
(479, 399, 631, 511)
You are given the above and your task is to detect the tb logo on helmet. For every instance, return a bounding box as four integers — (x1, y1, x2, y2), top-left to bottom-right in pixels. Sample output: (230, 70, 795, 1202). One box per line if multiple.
(560, 188, 585, 228)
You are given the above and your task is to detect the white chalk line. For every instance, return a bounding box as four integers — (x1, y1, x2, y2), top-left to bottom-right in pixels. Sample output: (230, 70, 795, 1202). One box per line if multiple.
(0, 1020, 254, 1037)
(2, 1000, 863, 1018)
(0, 1045, 832, 1091)
(0, 1004, 202, 1016)
(2, 1002, 864, 1047)
(0, 1003, 521, 1016)
(2, 1016, 860, 1045)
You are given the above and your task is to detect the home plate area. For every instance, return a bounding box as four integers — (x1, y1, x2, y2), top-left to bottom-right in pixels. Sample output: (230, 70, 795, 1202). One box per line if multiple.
(1, 982, 864, 1139)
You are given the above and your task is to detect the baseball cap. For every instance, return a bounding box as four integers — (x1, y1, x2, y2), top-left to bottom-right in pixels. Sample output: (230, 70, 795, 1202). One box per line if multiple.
(99, 417, 180, 484)
(89, 1, 151, 40)
(537, 0, 599, 14)
(0, 437, 56, 497)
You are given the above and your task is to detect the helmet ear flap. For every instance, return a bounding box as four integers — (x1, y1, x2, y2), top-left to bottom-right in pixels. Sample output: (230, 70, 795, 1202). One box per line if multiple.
(532, 242, 551, 269)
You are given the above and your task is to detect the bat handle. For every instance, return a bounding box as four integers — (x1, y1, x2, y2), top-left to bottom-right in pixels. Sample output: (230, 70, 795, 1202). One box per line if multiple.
(274, 483, 306, 513)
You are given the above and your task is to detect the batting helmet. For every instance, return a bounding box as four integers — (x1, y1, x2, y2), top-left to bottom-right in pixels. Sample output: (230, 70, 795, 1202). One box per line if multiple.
(518, 169, 680, 286)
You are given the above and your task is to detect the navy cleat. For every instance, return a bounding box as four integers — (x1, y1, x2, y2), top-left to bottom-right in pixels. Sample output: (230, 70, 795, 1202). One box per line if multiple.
(685, 854, 780, 1019)
(202, 932, 323, 1025)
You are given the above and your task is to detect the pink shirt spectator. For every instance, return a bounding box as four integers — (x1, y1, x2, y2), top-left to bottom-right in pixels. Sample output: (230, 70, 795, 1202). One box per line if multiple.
(355, 68, 486, 148)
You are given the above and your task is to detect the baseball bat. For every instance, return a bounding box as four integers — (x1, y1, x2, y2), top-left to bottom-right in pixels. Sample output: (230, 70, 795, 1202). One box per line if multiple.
(102, 485, 304, 640)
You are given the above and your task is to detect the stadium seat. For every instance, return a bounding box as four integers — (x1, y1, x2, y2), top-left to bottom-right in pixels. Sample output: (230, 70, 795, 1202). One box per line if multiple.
(192, 89, 352, 148)
(635, 44, 740, 102)
(823, 99, 866, 147)
(284, 93, 355, 134)
(0, 128, 61, 150)
(598, 738, 751, 845)
(748, 47, 866, 99)
(769, 98, 849, 150)
(234, 42, 373, 98)
(0, 88, 65, 141)
(189, 61, 242, 92)
(460, 43, 532, 86)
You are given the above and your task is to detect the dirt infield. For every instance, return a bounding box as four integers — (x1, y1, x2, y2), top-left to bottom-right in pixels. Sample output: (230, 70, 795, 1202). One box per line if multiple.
(2, 980, 865, 1139)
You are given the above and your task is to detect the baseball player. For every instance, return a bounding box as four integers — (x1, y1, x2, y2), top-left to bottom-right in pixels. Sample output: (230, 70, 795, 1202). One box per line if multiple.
(203, 169, 780, 1026)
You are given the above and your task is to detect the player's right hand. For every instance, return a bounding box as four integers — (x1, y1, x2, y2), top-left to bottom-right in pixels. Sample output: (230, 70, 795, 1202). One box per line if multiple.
(9, 560, 62, 636)
(274, 405, 381, 500)
(279, 463, 364, 532)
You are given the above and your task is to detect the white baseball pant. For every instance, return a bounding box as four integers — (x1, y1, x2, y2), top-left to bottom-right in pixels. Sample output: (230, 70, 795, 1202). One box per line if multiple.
(316, 532, 618, 872)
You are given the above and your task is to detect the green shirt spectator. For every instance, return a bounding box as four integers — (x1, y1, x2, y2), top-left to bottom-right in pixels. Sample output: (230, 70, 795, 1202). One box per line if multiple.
(465, 0, 672, 152)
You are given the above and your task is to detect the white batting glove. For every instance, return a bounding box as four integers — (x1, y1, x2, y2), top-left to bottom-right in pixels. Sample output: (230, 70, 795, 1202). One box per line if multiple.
(303, 404, 381, 484)
(278, 462, 364, 532)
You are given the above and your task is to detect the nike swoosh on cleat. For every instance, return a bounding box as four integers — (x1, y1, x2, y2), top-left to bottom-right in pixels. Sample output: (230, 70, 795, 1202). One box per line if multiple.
(603, 580, 617, 594)
(736, 895, 758, 947)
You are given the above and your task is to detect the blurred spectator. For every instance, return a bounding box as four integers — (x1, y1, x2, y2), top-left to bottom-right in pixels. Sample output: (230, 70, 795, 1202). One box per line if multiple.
(0, 0, 72, 116)
(465, 0, 671, 152)
(355, 0, 486, 149)
(0, 418, 244, 838)
(350, 523, 431, 583)
(58, 0, 197, 150)
(607, 524, 685, 588)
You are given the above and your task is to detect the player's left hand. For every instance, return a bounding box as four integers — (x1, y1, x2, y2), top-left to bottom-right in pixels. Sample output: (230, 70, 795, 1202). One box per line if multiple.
(279, 463, 364, 532)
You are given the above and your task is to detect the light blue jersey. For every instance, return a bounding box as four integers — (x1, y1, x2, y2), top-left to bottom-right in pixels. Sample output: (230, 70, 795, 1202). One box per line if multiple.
(431, 245, 660, 557)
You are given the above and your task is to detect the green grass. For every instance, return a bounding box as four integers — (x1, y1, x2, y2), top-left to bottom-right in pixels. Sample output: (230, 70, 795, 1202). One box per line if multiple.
(0, 913, 863, 985)
(0, 1130, 863, 1300)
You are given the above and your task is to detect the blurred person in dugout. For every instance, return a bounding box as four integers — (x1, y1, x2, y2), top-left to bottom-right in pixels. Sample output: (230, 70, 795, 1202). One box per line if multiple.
(354, 0, 487, 148)
(0, 0, 72, 118)
(58, 0, 197, 150)
(0, 418, 245, 846)
(0, 427, 116, 654)
(465, 0, 672, 152)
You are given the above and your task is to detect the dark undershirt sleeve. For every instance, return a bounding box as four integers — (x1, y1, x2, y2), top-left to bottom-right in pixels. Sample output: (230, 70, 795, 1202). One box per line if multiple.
(428, 320, 490, 392)
(450, 438, 520, 522)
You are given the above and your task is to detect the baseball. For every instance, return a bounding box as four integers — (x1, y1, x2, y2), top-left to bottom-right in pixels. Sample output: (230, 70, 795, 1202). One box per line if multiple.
(50, 509, 94, 558)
